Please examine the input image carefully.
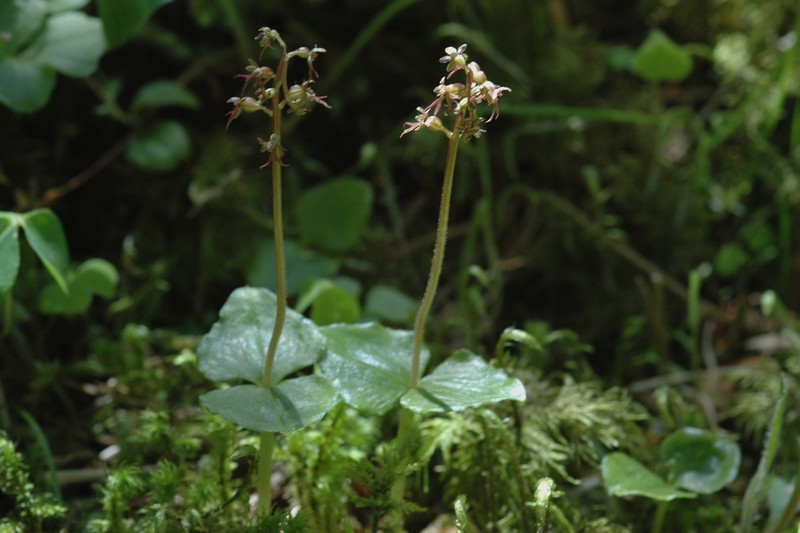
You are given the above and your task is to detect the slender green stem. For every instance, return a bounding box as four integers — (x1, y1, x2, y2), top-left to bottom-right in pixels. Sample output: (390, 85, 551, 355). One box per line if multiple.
(652, 501, 668, 533)
(409, 115, 463, 388)
(256, 431, 275, 515)
(262, 53, 288, 389)
(258, 52, 288, 516)
(389, 407, 417, 529)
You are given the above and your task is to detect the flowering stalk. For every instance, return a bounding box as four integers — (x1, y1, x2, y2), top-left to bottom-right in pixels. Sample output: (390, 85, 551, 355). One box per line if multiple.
(391, 44, 509, 526)
(401, 45, 510, 389)
(225, 26, 329, 515)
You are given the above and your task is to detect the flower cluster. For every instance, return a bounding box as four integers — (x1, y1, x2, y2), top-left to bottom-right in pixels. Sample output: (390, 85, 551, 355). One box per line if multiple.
(401, 44, 510, 141)
(226, 27, 330, 165)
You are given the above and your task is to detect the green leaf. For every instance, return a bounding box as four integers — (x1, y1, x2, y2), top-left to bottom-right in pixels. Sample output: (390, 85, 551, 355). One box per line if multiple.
(39, 258, 119, 315)
(198, 287, 326, 384)
(0, 0, 48, 57)
(20, 208, 69, 293)
(602, 452, 696, 501)
(24, 11, 105, 77)
(660, 427, 740, 494)
(309, 280, 360, 325)
(632, 29, 693, 83)
(98, 0, 171, 49)
(45, 0, 91, 12)
(246, 238, 339, 296)
(364, 284, 417, 324)
(126, 120, 190, 172)
(401, 350, 526, 413)
(0, 58, 56, 112)
(0, 215, 21, 293)
(131, 80, 200, 111)
(200, 375, 339, 433)
(319, 322, 429, 416)
(714, 243, 749, 277)
(295, 177, 373, 253)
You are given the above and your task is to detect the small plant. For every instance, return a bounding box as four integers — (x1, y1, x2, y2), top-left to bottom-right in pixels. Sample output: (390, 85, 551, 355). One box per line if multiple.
(197, 27, 336, 516)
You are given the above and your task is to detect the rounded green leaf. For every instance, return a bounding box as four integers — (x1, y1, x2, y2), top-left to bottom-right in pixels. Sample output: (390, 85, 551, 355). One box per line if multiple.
(364, 284, 417, 324)
(98, 0, 171, 49)
(714, 243, 748, 277)
(39, 258, 118, 315)
(25, 11, 105, 77)
(20, 208, 69, 293)
(200, 375, 339, 433)
(401, 349, 526, 414)
(46, 0, 92, 12)
(602, 452, 696, 501)
(0, 215, 20, 293)
(632, 29, 693, 83)
(131, 80, 200, 111)
(126, 120, 190, 172)
(0, 58, 56, 112)
(198, 287, 326, 385)
(309, 280, 360, 326)
(246, 238, 339, 296)
(660, 427, 741, 494)
(319, 322, 429, 416)
(295, 177, 373, 253)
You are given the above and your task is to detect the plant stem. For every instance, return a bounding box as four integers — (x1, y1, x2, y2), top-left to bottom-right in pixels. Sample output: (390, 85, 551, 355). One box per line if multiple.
(651, 501, 668, 533)
(262, 53, 288, 389)
(389, 407, 416, 529)
(257, 431, 275, 515)
(409, 115, 463, 388)
(258, 52, 288, 516)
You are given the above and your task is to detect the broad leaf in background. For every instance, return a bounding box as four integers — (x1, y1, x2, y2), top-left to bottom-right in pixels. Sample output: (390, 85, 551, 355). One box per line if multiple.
(20, 209, 69, 293)
(660, 427, 740, 494)
(200, 375, 339, 433)
(126, 120, 191, 171)
(197, 287, 326, 384)
(295, 177, 373, 253)
(0, 1, 103, 112)
(364, 284, 417, 324)
(632, 29, 693, 83)
(98, 0, 171, 49)
(401, 350, 526, 413)
(246, 238, 339, 296)
(0, 215, 20, 294)
(602, 452, 696, 501)
(319, 322, 429, 416)
(39, 259, 119, 315)
(131, 80, 200, 111)
(305, 280, 361, 326)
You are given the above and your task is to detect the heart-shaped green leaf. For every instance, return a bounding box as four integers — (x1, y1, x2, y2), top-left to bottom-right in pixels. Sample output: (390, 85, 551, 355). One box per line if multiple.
(0, 215, 20, 293)
(20, 208, 69, 293)
(602, 452, 696, 501)
(126, 120, 191, 172)
(319, 322, 428, 416)
(401, 349, 526, 413)
(295, 177, 373, 253)
(200, 375, 339, 433)
(660, 427, 741, 494)
(198, 287, 325, 384)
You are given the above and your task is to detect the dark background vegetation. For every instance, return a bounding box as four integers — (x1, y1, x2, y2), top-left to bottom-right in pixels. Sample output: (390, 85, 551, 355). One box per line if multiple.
(1, 0, 799, 529)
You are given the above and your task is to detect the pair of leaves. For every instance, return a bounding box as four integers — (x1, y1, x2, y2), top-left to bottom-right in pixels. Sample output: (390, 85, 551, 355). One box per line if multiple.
(0, 209, 69, 294)
(198, 287, 525, 433)
(39, 258, 118, 315)
(602, 427, 741, 501)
